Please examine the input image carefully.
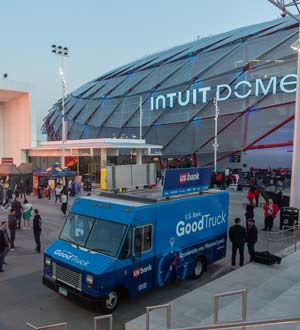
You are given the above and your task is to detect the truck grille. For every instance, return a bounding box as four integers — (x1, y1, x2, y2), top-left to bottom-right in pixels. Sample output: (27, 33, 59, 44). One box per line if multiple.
(53, 263, 82, 291)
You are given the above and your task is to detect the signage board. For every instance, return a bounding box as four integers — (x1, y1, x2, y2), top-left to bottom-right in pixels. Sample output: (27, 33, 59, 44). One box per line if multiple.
(162, 167, 212, 197)
(1, 158, 13, 164)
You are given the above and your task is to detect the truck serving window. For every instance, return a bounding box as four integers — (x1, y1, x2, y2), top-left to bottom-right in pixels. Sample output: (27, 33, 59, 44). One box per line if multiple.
(134, 225, 152, 256)
(60, 213, 95, 247)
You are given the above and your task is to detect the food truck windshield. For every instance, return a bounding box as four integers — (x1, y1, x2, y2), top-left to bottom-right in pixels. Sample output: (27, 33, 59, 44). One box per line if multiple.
(60, 213, 127, 258)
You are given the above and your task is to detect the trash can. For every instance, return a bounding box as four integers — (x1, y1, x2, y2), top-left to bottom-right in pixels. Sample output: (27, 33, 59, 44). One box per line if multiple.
(280, 207, 299, 230)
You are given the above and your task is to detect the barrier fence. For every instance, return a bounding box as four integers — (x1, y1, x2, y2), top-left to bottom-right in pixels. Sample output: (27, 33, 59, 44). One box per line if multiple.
(267, 224, 298, 252)
(93, 314, 113, 330)
(145, 303, 171, 330)
(26, 322, 68, 330)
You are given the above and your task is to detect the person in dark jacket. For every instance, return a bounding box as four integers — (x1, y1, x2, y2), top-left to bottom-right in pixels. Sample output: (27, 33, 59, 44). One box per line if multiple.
(33, 209, 42, 253)
(245, 202, 255, 222)
(0, 221, 9, 272)
(229, 217, 247, 268)
(246, 219, 258, 262)
(8, 209, 17, 251)
(11, 196, 23, 229)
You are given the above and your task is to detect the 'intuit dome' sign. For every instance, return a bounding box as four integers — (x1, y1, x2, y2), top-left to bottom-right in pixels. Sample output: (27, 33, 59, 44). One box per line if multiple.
(150, 74, 297, 111)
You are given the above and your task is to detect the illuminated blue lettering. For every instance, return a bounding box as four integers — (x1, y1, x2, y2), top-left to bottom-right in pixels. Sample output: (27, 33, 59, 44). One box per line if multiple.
(280, 74, 297, 93)
(255, 77, 277, 96)
(234, 80, 252, 98)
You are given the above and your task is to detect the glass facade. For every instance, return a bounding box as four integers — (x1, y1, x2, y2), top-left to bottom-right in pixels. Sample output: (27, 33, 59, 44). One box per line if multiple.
(42, 16, 297, 166)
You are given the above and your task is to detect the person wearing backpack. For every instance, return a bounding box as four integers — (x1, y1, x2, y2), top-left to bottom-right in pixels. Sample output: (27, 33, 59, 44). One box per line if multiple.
(33, 209, 42, 253)
(8, 209, 17, 251)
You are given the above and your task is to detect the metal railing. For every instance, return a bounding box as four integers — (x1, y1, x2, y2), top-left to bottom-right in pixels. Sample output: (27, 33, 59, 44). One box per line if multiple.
(93, 315, 113, 330)
(146, 303, 171, 330)
(169, 316, 300, 330)
(214, 289, 247, 324)
(267, 224, 298, 252)
(26, 322, 68, 330)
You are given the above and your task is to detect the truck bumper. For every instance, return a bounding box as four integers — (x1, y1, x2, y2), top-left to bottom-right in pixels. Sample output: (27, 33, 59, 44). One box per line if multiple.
(42, 274, 104, 303)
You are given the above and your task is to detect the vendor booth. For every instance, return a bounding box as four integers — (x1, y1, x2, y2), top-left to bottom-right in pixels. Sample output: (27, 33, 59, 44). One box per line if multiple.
(33, 163, 76, 197)
(0, 163, 23, 190)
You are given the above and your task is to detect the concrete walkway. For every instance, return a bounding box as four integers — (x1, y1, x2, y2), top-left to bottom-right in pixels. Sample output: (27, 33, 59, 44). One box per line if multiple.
(126, 245, 300, 330)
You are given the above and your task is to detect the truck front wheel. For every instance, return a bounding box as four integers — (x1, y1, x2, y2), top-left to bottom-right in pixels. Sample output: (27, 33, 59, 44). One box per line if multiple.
(192, 257, 205, 279)
(102, 290, 119, 312)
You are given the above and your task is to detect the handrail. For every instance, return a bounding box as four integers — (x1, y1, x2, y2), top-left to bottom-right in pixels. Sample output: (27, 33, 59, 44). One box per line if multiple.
(266, 224, 298, 252)
(169, 316, 300, 330)
(214, 289, 247, 324)
(93, 315, 113, 330)
(26, 322, 68, 330)
(146, 303, 171, 330)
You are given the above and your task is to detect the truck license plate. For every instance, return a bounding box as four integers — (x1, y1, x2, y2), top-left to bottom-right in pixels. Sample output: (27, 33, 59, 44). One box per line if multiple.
(59, 287, 68, 296)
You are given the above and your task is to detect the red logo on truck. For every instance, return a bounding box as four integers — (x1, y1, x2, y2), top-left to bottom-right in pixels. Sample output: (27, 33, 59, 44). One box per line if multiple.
(133, 268, 140, 278)
(179, 173, 187, 184)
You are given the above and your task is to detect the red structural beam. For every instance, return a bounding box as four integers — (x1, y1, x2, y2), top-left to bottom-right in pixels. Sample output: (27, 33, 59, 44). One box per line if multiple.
(247, 141, 293, 150)
(202, 115, 295, 167)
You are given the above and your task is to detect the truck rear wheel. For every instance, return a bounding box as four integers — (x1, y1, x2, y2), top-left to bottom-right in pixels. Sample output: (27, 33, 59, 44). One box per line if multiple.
(102, 290, 119, 313)
(192, 257, 205, 279)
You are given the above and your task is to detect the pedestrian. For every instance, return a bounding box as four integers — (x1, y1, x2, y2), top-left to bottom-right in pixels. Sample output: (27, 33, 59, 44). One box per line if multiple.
(0, 182, 4, 205)
(274, 189, 283, 208)
(245, 201, 255, 222)
(0, 221, 9, 272)
(246, 219, 258, 262)
(263, 198, 279, 231)
(19, 179, 26, 199)
(11, 196, 23, 229)
(54, 184, 62, 203)
(247, 187, 256, 204)
(47, 185, 52, 200)
(2, 186, 13, 211)
(3, 224, 10, 264)
(23, 198, 33, 229)
(254, 188, 260, 207)
(229, 217, 247, 269)
(33, 209, 42, 253)
(61, 192, 68, 216)
(8, 209, 17, 251)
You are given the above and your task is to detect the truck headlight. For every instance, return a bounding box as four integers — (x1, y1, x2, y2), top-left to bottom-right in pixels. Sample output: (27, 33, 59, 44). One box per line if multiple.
(86, 274, 94, 285)
(45, 257, 51, 266)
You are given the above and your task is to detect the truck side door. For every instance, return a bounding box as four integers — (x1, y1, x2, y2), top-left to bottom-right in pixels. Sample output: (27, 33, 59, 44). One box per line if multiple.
(115, 224, 154, 298)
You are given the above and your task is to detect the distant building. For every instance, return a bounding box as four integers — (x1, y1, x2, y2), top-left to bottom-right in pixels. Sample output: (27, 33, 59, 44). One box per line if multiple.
(42, 16, 297, 169)
(0, 79, 32, 165)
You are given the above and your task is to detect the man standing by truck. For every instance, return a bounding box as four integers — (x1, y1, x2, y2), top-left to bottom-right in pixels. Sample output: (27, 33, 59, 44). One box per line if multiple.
(229, 218, 247, 269)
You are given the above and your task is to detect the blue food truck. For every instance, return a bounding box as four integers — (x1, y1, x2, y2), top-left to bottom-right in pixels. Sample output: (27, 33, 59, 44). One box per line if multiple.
(43, 170, 229, 312)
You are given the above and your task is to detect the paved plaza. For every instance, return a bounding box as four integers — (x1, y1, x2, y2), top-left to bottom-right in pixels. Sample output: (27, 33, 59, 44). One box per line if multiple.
(0, 187, 296, 330)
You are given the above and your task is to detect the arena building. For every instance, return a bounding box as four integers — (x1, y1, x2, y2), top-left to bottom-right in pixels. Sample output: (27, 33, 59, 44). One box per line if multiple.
(42, 16, 298, 170)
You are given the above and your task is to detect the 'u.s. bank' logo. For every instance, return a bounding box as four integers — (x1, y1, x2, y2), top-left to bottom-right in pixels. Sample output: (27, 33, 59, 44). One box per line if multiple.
(179, 172, 200, 185)
(179, 173, 188, 184)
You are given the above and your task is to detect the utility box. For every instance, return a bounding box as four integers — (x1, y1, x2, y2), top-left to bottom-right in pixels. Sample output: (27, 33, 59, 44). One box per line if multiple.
(105, 163, 156, 191)
(280, 207, 299, 230)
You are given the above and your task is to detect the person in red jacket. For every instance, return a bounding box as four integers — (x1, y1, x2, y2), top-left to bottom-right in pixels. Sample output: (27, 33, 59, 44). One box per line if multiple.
(247, 187, 256, 204)
(263, 198, 279, 231)
(254, 189, 260, 207)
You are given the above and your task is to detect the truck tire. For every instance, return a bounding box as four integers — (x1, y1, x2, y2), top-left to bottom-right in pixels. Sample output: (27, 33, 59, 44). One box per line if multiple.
(192, 257, 205, 279)
(102, 290, 119, 313)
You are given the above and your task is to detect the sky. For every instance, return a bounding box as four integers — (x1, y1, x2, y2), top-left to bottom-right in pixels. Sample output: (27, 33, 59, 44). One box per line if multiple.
(0, 0, 287, 141)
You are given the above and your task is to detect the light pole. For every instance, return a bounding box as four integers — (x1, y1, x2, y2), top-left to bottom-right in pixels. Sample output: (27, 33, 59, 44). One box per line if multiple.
(267, 1, 300, 209)
(51, 44, 69, 168)
(139, 96, 143, 140)
(213, 98, 220, 173)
